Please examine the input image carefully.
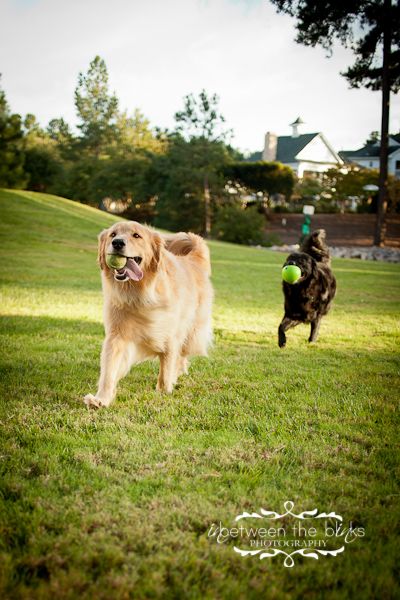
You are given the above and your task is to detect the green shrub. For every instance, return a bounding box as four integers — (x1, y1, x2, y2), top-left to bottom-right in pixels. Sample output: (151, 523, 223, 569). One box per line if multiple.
(212, 204, 265, 245)
(264, 232, 282, 246)
(24, 146, 62, 192)
(315, 199, 340, 213)
(273, 205, 291, 213)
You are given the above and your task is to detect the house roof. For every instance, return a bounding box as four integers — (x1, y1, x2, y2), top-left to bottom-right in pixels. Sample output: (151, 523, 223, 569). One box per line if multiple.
(247, 131, 342, 164)
(276, 133, 319, 163)
(340, 143, 400, 160)
(247, 150, 262, 162)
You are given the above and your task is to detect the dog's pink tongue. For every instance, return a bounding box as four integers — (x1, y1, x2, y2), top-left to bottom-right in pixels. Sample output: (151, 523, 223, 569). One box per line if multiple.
(125, 258, 143, 281)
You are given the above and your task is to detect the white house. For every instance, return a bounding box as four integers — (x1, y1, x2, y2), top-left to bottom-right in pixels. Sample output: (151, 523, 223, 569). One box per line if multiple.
(340, 135, 400, 178)
(253, 117, 343, 178)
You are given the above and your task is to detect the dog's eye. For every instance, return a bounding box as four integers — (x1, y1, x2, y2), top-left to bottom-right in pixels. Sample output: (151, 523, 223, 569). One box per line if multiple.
(132, 233, 141, 239)
(110, 232, 116, 238)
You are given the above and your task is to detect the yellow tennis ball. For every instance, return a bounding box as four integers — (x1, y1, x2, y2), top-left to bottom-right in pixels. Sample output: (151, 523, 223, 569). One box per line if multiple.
(106, 254, 127, 270)
(282, 265, 301, 284)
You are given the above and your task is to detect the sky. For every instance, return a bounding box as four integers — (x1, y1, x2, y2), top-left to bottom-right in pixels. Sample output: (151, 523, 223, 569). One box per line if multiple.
(1, 0, 399, 154)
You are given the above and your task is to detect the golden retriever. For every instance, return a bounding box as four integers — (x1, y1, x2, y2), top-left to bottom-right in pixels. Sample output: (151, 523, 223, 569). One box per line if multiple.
(84, 221, 213, 407)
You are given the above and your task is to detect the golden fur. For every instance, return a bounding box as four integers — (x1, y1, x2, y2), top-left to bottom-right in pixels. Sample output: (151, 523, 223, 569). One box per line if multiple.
(84, 221, 213, 407)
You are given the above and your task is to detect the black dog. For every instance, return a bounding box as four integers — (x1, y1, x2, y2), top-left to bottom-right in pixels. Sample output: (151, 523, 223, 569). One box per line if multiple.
(278, 229, 336, 347)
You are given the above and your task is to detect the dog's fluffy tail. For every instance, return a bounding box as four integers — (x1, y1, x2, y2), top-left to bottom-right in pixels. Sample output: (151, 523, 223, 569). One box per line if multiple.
(301, 229, 331, 265)
(164, 232, 211, 275)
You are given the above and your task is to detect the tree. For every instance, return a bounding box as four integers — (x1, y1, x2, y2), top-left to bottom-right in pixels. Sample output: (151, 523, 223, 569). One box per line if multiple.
(294, 175, 324, 202)
(23, 113, 54, 150)
(24, 113, 43, 136)
(323, 165, 400, 213)
(387, 176, 400, 213)
(152, 135, 229, 233)
(113, 109, 165, 156)
(24, 146, 61, 192)
(22, 113, 63, 192)
(175, 90, 231, 142)
(47, 117, 75, 159)
(74, 56, 119, 157)
(365, 130, 380, 145)
(58, 157, 100, 204)
(223, 161, 295, 198)
(174, 90, 232, 236)
(0, 78, 26, 188)
(323, 165, 378, 198)
(89, 154, 156, 221)
(47, 117, 71, 141)
(269, 0, 400, 246)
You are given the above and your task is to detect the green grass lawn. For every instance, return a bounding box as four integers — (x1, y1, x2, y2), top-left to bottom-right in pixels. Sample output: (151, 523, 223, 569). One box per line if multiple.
(0, 189, 399, 599)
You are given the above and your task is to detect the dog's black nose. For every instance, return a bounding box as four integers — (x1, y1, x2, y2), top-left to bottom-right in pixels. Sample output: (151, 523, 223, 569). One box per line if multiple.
(112, 238, 125, 250)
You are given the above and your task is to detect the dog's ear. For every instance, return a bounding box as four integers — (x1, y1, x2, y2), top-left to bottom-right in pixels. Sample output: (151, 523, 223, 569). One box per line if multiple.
(149, 231, 165, 272)
(97, 229, 108, 270)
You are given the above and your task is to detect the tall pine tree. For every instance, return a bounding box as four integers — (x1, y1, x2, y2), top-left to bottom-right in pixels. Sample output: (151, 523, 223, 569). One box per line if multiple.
(174, 90, 232, 236)
(74, 56, 119, 157)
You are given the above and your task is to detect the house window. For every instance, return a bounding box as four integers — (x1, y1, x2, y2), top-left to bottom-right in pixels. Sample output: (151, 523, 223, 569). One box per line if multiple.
(396, 160, 400, 169)
(369, 161, 374, 167)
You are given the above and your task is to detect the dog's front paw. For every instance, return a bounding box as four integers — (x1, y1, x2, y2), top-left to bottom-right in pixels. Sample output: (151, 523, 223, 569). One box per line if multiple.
(156, 382, 174, 394)
(278, 333, 286, 348)
(84, 394, 104, 409)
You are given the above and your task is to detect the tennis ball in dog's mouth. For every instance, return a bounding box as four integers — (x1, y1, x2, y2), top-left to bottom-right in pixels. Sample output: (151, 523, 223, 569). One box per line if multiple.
(106, 254, 127, 270)
(282, 264, 301, 284)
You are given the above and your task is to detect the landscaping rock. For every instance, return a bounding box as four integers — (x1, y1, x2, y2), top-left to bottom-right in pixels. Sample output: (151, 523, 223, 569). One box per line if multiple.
(265, 244, 400, 263)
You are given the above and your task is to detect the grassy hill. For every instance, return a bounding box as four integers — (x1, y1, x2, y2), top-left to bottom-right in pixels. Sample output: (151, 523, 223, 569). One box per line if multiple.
(0, 189, 399, 599)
